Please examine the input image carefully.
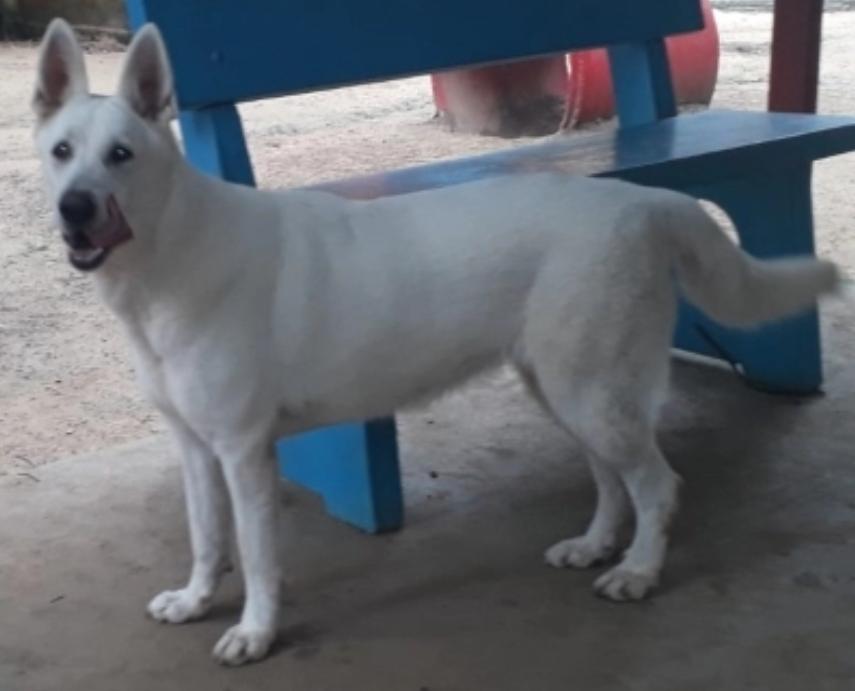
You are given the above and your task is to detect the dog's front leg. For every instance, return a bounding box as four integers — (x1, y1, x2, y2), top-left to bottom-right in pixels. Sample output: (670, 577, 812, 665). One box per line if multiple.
(148, 417, 231, 623)
(211, 432, 281, 666)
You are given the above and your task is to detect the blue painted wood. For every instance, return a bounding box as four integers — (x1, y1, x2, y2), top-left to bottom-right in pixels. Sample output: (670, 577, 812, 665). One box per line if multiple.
(310, 111, 855, 200)
(277, 420, 402, 533)
(177, 108, 403, 534)
(179, 107, 255, 185)
(123, 0, 702, 108)
(123, 0, 147, 30)
(673, 166, 822, 393)
(608, 40, 677, 127)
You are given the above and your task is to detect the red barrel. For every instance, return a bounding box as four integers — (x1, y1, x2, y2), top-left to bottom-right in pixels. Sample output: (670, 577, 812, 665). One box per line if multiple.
(432, 0, 719, 135)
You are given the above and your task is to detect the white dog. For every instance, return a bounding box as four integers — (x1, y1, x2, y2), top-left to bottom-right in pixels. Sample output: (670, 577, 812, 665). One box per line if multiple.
(33, 19, 838, 665)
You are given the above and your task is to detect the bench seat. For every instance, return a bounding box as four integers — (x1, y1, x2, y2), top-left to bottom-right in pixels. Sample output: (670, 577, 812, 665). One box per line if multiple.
(316, 110, 855, 199)
(308, 108, 855, 397)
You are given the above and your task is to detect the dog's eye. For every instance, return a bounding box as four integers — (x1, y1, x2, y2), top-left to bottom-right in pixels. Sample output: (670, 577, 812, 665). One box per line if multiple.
(107, 145, 134, 165)
(52, 141, 72, 161)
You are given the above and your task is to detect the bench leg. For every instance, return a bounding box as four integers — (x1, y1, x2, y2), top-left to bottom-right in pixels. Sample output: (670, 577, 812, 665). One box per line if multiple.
(276, 420, 402, 533)
(674, 164, 822, 394)
(179, 105, 404, 533)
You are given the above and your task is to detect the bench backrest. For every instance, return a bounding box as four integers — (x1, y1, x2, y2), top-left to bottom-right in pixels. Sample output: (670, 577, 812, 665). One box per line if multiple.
(125, 0, 704, 113)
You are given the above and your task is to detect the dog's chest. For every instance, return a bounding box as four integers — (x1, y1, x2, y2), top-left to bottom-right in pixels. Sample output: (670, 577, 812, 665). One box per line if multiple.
(118, 300, 196, 416)
(123, 308, 239, 435)
(125, 323, 173, 412)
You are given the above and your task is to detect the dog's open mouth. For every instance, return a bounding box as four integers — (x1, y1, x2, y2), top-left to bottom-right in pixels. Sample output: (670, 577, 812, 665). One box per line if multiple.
(67, 196, 134, 272)
(68, 245, 108, 271)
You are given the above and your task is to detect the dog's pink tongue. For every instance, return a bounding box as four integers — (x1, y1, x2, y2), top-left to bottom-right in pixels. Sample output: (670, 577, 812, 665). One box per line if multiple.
(86, 196, 134, 250)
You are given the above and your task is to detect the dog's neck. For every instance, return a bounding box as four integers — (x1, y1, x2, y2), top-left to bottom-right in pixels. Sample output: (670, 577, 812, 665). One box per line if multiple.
(92, 155, 243, 322)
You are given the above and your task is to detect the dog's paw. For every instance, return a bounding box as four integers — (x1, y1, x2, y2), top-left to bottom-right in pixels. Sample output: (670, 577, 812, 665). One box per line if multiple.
(544, 536, 615, 569)
(147, 588, 212, 624)
(212, 624, 276, 666)
(593, 566, 658, 602)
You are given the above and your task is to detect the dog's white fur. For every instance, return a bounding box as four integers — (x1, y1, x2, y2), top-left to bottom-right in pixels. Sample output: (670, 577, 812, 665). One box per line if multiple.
(34, 20, 839, 665)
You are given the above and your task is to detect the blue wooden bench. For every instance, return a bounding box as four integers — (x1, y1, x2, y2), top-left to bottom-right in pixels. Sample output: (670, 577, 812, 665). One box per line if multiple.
(125, 0, 855, 533)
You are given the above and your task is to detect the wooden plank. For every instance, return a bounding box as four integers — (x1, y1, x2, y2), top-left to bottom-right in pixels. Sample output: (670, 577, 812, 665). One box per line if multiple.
(608, 39, 676, 127)
(179, 106, 255, 185)
(310, 110, 855, 199)
(125, 0, 703, 108)
(277, 420, 403, 533)
(768, 0, 824, 113)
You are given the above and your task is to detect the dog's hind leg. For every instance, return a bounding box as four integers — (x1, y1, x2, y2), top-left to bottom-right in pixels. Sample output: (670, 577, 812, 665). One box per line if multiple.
(540, 379, 681, 600)
(526, 230, 681, 599)
(148, 417, 231, 624)
(522, 291, 680, 598)
(515, 359, 632, 569)
(588, 430, 680, 601)
(544, 459, 629, 569)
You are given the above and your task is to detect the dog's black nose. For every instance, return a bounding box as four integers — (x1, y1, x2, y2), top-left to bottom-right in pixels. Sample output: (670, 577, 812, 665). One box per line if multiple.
(59, 190, 96, 226)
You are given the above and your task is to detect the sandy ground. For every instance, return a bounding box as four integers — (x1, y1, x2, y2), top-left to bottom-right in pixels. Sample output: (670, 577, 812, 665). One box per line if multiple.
(2, 10, 855, 479)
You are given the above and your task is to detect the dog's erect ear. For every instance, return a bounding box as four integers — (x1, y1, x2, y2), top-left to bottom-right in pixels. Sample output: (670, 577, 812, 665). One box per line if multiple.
(117, 24, 174, 121)
(32, 18, 89, 121)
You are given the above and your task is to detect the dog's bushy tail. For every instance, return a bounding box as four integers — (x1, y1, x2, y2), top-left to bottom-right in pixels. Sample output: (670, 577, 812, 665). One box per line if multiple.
(667, 200, 839, 327)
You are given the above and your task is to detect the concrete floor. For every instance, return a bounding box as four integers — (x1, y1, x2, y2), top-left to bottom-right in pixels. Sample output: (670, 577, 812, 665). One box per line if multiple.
(2, 352, 855, 691)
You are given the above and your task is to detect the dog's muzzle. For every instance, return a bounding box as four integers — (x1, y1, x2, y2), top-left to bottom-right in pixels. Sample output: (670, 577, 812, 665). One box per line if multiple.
(60, 194, 134, 272)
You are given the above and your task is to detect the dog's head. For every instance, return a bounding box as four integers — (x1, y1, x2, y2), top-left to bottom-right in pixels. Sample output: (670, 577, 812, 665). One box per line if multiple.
(33, 19, 178, 272)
